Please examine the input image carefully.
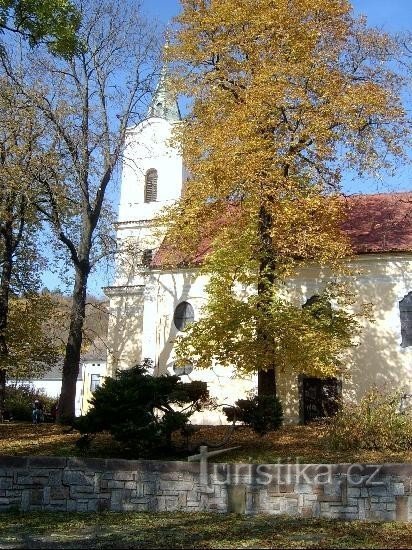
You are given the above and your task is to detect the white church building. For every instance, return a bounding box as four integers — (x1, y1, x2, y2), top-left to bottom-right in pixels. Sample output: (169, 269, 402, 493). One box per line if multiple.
(105, 72, 412, 424)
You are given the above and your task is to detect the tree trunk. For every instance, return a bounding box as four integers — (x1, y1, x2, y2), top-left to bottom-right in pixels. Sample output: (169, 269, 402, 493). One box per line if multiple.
(57, 262, 89, 423)
(257, 204, 277, 398)
(0, 219, 13, 419)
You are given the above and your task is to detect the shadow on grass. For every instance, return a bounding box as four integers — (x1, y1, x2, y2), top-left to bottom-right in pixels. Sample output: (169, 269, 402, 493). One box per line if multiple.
(0, 512, 412, 549)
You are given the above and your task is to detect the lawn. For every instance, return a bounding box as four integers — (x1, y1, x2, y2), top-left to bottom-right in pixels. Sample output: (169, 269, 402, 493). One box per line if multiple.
(0, 511, 411, 549)
(2, 422, 412, 463)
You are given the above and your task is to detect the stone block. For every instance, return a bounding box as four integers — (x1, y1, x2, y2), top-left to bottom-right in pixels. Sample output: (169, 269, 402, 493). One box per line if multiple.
(76, 501, 89, 512)
(279, 483, 295, 493)
(66, 500, 78, 512)
(295, 484, 313, 494)
(0, 457, 28, 469)
(347, 487, 360, 497)
(29, 489, 43, 505)
(227, 485, 246, 514)
(16, 475, 33, 486)
(70, 485, 95, 496)
(392, 483, 405, 496)
(66, 457, 108, 472)
(63, 471, 93, 486)
(143, 482, 156, 495)
(97, 498, 111, 512)
(21, 490, 29, 511)
(396, 496, 409, 521)
(31, 476, 49, 487)
(107, 480, 125, 489)
(48, 470, 62, 486)
(301, 506, 313, 518)
(303, 494, 318, 502)
(369, 485, 388, 497)
(323, 483, 341, 497)
(43, 486, 50, 505)
(28, 457, 66, 469)
(0, 478, 12, 489)
(113, 472, 135, 481)
(51, 486, 69, 500)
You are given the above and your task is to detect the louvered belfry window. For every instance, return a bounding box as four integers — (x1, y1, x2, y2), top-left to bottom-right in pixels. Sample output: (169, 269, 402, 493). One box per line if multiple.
(144, 168, 158, 203)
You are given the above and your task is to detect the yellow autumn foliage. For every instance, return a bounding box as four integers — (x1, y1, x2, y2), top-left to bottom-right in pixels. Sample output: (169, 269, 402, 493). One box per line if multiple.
(160, 0, 405, 380)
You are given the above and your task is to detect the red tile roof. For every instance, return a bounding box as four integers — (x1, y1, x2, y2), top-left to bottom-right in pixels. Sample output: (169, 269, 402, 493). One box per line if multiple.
(342, 192, 412, 254)
(152, 192, 412, 268)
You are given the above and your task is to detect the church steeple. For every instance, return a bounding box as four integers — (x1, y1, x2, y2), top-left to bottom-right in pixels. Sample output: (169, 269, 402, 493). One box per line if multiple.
(148, 65, 181, 122)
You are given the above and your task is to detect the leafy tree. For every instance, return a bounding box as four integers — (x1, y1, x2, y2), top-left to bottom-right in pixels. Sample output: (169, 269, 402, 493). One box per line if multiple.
(4, 384, 55, 421)
(162, 0, 406, 396)
(0, 79, 59, 417)
(2, 0, 160, 422)
(0, 0, 80, 55)
(0, 293, 62, 382)
(76, 362, 210, 456)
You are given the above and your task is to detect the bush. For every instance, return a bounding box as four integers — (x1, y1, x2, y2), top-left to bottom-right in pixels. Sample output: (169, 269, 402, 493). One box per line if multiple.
(223, 395, 283, 435)
(5, 384, 55, 421)
(327, 387, 412, 451)
(75, 363, 210, 456)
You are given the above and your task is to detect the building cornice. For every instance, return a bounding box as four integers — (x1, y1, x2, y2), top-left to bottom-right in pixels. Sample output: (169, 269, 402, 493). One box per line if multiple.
(104, 285, 145, 297)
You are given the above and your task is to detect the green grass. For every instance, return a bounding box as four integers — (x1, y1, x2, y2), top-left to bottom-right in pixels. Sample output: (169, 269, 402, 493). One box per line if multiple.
(0, 511, 411, 549)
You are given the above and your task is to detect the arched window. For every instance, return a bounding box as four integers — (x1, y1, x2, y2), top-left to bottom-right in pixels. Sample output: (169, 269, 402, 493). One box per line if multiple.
(400, 292, 412, 347)
(173, 301, 194, 331)
(141, 249, 153, 267)
(144, 168, 158, 203)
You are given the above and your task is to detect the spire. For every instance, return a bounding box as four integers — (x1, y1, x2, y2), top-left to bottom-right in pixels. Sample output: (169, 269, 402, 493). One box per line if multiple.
(148, 64, 181, 122)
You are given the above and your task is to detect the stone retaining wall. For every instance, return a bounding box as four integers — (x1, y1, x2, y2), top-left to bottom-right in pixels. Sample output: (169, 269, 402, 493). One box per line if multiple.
(0, 456, 412, 520)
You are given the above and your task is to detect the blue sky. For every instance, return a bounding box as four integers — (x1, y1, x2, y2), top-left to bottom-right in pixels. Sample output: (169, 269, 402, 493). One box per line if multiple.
(142, 0, 412, 31)
(43, 0, 412, 296)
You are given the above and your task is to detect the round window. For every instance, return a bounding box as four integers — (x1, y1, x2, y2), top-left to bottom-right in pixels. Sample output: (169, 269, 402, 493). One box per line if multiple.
(173, 360, 194, 376)
(173, 301, 194, 331)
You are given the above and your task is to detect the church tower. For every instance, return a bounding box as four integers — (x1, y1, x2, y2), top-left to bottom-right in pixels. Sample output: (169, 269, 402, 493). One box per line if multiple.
(105, 68, 183, 373)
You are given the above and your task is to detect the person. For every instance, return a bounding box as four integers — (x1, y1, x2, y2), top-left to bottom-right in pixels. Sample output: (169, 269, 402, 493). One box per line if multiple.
(32, 399, 44, 424)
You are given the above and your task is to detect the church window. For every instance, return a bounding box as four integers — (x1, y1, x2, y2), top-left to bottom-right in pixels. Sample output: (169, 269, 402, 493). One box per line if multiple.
(173, 361, 194, 376)
(400, 292, 412, 347)
(173, 301, 194, 331)
(142, 249, 153, 267)
(90, 374, 101, 392)
(144, 168, 158, 202)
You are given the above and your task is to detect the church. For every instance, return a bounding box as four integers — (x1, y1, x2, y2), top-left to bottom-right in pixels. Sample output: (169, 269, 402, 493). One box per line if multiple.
(105, 72, 412, 424)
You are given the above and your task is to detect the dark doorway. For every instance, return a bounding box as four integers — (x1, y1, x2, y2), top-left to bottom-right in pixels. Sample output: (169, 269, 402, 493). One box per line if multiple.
(300, 376, 342, 424)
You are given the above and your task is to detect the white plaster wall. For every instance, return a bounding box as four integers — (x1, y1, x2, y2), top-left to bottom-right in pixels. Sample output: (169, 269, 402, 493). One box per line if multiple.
(80, 361, 107, 415)
(127, 254, 412, 424)
(106, 288, 145, 376)
(118, 118, 183, 224)
(270, 254, 412, 422)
